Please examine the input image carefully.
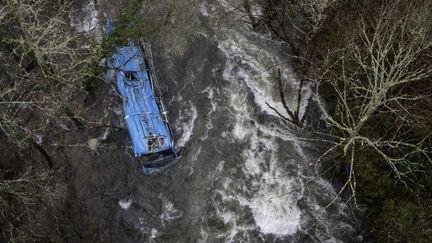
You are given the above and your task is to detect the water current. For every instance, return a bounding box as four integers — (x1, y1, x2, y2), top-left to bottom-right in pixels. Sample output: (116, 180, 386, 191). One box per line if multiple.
(71, 0, 363, 242)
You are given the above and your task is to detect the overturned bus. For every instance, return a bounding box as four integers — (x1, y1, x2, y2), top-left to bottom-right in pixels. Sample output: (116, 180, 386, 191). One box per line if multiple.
(106, 38, 178, 173)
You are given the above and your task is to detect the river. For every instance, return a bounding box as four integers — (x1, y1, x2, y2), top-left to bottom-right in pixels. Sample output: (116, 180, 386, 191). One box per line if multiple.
(68, 0, 363, 242)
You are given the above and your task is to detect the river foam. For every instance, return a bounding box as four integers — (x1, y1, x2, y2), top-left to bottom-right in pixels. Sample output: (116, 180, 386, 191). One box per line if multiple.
(214, 18, 306, 237)
(199, 1, 360, 241)
(176, 102, 198, 148)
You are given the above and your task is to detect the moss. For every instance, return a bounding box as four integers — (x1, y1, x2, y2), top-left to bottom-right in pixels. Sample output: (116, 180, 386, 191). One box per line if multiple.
(356, 161, 393, 202)
(81, 64, 105, 91)
(366, 198, 432, 242)
(61, 105, 83, 129)
(105, 0, 149, 46)
(351, 142, 432, 241)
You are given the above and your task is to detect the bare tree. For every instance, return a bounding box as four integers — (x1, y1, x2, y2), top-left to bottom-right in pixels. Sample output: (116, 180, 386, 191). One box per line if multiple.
(0, 1, 102, 239)
(243, 0, 337, 128)
(314, 1, 432, 201)
(0, 168, 56, 240)
(223, 1, 432, 201)
(297, 0, 336, 38)
(4, 0, 79, 81)
(266, 68, 311, 128)
(0, 0, 96, 144)
(255, 0, 337, 48)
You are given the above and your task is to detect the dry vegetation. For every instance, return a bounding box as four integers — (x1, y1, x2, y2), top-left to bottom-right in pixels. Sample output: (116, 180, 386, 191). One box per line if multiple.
(0, 0, 96, 240)
(1, 0, 201, 241)
(0, 0, 94, 144)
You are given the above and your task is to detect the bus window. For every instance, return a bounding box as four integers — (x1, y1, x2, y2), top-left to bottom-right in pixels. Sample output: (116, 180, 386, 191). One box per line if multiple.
(125, 72, 138, 80)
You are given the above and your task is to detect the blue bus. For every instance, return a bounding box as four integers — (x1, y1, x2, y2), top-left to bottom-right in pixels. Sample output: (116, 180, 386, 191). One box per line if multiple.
(106, 39, 178, 173)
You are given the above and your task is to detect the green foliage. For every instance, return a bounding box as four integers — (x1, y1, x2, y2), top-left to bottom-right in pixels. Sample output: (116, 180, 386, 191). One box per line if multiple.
(81, 0, 147, 90)
(61, 104, 84, 129)
(355, 161, 393, 203)
(351, 140, 432, 241)
(80, 52, 106, 91)
(364, 189, 432, 242)
(112, 0, 147, 42)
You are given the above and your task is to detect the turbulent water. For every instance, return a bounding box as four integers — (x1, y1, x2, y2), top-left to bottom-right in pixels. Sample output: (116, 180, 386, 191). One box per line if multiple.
(70, 0, 362, 242)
